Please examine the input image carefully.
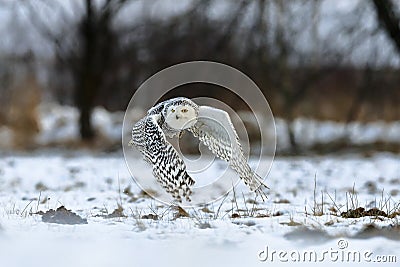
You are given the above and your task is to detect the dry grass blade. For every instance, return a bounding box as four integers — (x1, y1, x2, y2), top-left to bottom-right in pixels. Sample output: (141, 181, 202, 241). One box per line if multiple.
(172, 206, 190, 220)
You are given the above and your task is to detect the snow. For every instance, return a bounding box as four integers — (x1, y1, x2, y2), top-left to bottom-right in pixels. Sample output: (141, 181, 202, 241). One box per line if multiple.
(2, 102, 399, 152)
(0, 152, 399, 267)
(274, 118, 400, 151)
(0, 103, 399, 266)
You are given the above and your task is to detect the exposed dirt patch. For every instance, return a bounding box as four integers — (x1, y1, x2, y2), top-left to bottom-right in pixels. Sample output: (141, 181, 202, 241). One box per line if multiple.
(363, 181, 378, 194)
(389, 178, 400, 185)
(103, 205, 126, 219)
(233, 220, 256, 227)
(200, 207, 214, 214)
(38, 206, 88, 225)
(273, 210, 286, 216)
(63, 181, 86, 192)
(273, 199, 291, 204)
(340, 207, 396, 218)
(141, 214, 159, 220)
(255, 213, 270, 218)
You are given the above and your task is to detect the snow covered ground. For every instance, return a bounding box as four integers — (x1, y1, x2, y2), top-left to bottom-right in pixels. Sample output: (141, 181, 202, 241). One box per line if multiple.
(0, 151, 399, 267)
(1, 103, 400, 152)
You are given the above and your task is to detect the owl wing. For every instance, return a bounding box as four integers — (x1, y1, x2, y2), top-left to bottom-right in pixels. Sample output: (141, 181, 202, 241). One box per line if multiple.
(130, 114, 195, 202)
(189, 106, 268, 200)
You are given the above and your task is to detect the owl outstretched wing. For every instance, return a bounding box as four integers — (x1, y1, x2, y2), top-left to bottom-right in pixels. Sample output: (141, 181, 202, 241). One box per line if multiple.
(189, 106, 268, 200)
(130, 114, 195, 202)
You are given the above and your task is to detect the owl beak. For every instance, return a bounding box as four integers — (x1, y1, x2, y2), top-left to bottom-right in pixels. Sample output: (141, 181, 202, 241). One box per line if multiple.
(176, 114, 181, 120)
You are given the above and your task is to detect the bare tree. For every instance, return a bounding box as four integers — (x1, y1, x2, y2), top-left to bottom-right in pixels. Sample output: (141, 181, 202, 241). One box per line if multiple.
(371, 0, 400, 54)
(25, 0, 132, 140)
(9, 0, 399, 152)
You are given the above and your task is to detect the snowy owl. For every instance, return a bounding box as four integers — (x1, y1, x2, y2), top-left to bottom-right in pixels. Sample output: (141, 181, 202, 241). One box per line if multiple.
(128, 97, 268, 202)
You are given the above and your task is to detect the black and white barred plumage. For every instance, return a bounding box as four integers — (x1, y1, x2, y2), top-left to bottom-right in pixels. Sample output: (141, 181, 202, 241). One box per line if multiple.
(129, 97, 268, 202)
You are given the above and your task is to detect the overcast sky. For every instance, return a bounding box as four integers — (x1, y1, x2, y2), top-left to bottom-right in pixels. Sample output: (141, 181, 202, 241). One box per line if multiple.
(0, 0, 399, 67)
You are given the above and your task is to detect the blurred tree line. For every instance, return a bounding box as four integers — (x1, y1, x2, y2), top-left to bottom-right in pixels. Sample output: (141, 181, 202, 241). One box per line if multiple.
(0, 0, 399, 150)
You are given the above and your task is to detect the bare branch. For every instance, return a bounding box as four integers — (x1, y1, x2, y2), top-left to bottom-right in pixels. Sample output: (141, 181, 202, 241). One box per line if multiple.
(371, 0, 400, 54)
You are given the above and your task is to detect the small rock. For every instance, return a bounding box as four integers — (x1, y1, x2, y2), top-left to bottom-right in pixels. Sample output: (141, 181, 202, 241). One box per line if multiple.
(40, 206, 88, 225)
(141, 214, 158, 220)
(231, 213, 240, 218)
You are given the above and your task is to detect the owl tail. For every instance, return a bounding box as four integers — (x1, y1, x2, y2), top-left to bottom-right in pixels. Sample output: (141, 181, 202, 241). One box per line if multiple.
(248, 172, 269, 201)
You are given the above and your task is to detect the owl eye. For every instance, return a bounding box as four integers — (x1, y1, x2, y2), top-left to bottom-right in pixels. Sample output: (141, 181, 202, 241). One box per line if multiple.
(171, 109, 175, 113)
(181, 108, 188, 113)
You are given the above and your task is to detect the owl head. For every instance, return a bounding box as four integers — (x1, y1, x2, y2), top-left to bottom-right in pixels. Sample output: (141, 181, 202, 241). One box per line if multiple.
(163, 97, 198, 130)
